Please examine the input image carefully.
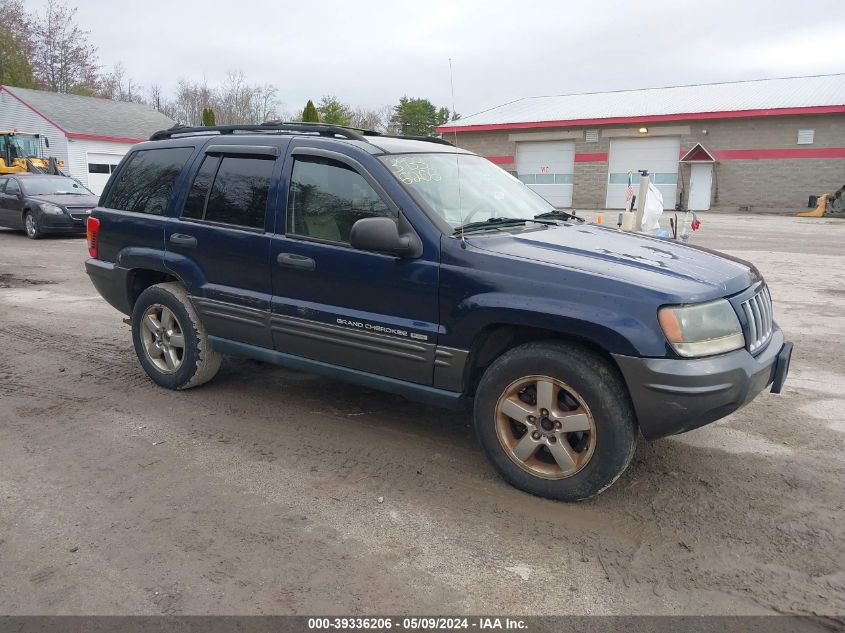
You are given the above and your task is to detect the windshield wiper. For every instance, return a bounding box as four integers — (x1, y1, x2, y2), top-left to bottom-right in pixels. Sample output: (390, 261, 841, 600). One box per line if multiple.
(534, 210, 584, 223)
(453, 216, 558, 235)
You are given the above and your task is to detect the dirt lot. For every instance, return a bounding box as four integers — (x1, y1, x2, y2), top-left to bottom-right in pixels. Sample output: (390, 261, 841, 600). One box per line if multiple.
(0, 214, 843, 619)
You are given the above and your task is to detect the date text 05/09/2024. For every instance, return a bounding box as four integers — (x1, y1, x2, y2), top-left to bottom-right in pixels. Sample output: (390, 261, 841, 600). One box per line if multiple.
(307, 617, 528, 630)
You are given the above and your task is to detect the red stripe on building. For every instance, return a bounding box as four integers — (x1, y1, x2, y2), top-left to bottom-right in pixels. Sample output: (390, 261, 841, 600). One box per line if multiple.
(66, 132, 144, 143)
(437, 105, 845, 134)
(485, 155, 514, 164)
(574, 152, 608, 162)
(714, 147, 845, 160)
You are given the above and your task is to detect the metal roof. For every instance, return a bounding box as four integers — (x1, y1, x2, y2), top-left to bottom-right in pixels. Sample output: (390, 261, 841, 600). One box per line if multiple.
(438, 74, 845, 133)
(1, 85, 175, 142)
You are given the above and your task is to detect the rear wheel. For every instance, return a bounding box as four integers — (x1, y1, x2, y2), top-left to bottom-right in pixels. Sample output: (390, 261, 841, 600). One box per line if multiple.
(474, 341, 637, 501)
(131, 282, 221, 389)
(24, 212, 41, 239)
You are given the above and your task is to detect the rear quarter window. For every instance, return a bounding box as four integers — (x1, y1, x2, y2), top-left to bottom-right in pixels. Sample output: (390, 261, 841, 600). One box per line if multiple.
(102, 147, 193, 215)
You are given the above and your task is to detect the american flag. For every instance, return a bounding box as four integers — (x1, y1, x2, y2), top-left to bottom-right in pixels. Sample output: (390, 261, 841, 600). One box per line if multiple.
(625, 172, 634, 207)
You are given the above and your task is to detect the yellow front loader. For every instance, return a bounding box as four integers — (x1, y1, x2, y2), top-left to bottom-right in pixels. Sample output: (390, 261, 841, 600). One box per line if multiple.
(0, 130, 66, 175)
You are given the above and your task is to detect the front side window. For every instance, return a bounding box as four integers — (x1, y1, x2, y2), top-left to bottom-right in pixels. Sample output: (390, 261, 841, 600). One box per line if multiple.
(102, 147, 193, 215)
(180, 155, 273, 229)
(287, 156, 394, 243)
(5, 179, 20, 195)
(379, 153, 554, 229)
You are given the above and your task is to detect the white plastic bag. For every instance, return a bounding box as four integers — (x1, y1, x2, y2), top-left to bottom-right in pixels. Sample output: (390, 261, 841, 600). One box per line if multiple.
(640, 182, 664, 233)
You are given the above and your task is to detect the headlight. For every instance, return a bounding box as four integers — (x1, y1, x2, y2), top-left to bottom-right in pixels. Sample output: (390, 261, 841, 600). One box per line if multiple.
(658, 299, 745, 357)
(39, 202, 64, 214)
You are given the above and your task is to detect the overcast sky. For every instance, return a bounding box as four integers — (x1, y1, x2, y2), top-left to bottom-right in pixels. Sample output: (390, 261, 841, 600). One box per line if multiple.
(31, 0, 845, 117)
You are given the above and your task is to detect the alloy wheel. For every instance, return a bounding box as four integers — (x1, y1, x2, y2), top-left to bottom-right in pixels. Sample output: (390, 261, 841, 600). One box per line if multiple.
(494, 375, 596, 479)
(140, 304, 186, 373)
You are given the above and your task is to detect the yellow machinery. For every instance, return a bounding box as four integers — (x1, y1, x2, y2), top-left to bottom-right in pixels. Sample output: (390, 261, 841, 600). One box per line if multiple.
(0, 130, 66, 174)
(798, 190, 845, 219)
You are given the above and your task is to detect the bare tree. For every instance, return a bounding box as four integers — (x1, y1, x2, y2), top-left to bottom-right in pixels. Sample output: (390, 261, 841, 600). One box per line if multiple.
(349, 105, 393, 133)
(172, 78, 213, 126)
(97, 62, 144, 102)
(148, 83, 164, 111)
(254, 83, 280, 122)
(30, 0, 98, 93)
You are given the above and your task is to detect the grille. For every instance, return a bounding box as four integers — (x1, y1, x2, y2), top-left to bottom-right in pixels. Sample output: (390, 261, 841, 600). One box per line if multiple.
(741, 286, 773, 353)
(66, 206, 93, 221)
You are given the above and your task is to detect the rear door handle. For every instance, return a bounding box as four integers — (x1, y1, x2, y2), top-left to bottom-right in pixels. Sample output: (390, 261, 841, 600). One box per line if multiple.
(276, 252, 316, 272)
(169, 233, 197, 248)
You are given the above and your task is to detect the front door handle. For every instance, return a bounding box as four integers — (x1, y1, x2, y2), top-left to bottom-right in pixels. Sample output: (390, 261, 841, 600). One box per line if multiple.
(276, 252, 316, 272)
(169, 233, 197, 248)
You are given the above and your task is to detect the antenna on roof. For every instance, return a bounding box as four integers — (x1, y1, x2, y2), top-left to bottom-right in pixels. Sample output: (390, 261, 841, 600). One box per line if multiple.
(449, 58, 465, 244)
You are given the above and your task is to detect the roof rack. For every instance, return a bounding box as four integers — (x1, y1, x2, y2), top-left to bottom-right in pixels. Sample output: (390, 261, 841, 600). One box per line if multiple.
(376, 134, 454, 147)
(149, 121, 375, 142)
(149, 121, 454, 147)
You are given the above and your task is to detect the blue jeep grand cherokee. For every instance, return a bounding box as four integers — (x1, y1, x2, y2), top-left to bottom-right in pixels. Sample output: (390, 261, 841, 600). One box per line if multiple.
(85, 122, 792, 501)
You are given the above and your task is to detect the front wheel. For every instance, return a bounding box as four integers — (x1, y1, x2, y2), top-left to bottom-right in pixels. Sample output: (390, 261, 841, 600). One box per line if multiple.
(473, 341, 637, 501)
(24, 212, 41, 239)
(131, 282, 222, 390)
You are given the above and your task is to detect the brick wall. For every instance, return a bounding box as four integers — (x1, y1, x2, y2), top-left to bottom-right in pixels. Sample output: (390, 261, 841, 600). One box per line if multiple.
(449, 114, 845, 212)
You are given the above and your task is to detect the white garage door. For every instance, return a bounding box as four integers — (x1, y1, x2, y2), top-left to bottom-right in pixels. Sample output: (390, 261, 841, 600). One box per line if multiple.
(516, 141, 575, 208)
(606, 137, 680, 209)
(86, 152, 124, 195)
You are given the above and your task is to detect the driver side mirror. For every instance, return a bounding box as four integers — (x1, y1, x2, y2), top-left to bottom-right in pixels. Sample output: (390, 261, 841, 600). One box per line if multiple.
(349, 217, 421, 257)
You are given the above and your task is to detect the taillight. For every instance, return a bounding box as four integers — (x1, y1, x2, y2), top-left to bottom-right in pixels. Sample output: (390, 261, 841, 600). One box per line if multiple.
(86, 217, 100, 258)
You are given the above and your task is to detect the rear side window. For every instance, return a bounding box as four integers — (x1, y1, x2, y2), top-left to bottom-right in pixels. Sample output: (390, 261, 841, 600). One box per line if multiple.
(180, 155, 273, 230)
(102, 147, 193, 215)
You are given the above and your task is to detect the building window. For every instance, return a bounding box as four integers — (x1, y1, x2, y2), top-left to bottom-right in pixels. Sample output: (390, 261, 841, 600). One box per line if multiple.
(517, 173, 573, 185)
(797, 129, 815, 145)
(585, 130, 599, 143)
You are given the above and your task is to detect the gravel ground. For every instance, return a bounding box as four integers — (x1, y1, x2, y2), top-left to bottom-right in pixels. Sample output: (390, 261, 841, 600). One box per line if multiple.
(0, 214, 842, 620)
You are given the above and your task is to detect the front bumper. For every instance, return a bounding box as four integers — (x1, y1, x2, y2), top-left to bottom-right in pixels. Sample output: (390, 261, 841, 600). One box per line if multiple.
(39, 213, 87, 234)
(612, 328, 792, 440)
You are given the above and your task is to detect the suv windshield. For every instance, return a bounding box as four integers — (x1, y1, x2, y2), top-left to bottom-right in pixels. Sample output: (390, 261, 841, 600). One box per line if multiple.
(21, 177, 92, 196)
(380, 153, 555, 229)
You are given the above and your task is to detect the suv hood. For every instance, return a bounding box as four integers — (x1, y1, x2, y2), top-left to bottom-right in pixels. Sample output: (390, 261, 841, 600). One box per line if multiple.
(29, 194, 99, 208)
(469, 222, 758, 299)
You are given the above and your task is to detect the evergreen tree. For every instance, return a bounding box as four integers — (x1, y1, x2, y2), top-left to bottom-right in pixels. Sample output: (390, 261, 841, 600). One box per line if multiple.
(317, 95, 351, 126)
(302, 99, 320, 123)
(390, 97, 454, 136)
(201, 106, 216, 126)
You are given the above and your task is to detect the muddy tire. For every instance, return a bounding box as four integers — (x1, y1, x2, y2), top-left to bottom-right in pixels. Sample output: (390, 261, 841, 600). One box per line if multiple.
(473, 341, 637, 501)
(131, 282, 222, 390)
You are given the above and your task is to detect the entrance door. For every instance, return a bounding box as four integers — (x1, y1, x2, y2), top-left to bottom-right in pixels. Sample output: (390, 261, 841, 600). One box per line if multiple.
(606, 137, 680, 208)
(516, 141, 575, 208)
(688, 163, 713, 211)
(269, 145, 440, 385)
(86, 152, 124, 195)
